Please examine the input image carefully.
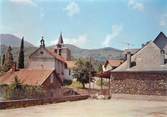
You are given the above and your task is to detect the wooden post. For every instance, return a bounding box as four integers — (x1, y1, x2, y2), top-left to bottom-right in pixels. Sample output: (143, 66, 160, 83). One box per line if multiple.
(108, 76, 111, 98)
(101, 77, 103, 94)
(89, 74, 91, 95)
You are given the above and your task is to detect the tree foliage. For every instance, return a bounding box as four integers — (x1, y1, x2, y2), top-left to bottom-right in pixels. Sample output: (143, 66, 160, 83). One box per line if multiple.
(18, 37, 24, 68)
(2, 54, 5, 65)
(73, 59, 94, 88)
(97, 64, 103, 73)
(2, 46, 14, 72)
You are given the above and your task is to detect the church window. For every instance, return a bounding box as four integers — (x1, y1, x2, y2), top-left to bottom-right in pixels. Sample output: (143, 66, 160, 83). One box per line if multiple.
(54, 49, 57, 53)
(69, 69, 71, 75)
(40, 51, 44, 54)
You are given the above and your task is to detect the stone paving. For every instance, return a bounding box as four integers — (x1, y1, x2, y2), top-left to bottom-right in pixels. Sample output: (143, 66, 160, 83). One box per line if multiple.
(0, 98, 167, 117)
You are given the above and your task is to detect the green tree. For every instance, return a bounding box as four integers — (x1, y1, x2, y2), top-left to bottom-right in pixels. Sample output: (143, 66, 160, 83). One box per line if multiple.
(2, 54, 5, 65)
(73, 59, 94, 88)
(18, 37, 24, 68)
(97, 64, 103, 72)
(3, 46, 14, 72)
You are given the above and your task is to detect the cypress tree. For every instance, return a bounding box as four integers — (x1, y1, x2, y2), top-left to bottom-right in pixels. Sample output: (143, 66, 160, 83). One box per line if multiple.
(3, 46, 14, 71)
(2, 54, 5, 65)
(18, 37, 24, 68)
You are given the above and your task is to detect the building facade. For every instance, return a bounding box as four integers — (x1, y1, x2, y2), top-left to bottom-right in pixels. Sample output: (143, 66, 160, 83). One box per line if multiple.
(110, 32, 167, 95)
(0, 36, 72, 97)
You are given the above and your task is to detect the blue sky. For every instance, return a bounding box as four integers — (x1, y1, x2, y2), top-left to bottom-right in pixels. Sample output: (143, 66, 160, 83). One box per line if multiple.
(0, 0, 167, 50)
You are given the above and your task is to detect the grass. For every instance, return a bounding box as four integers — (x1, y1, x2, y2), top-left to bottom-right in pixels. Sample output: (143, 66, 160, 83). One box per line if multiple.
(66, 81, 83, 89)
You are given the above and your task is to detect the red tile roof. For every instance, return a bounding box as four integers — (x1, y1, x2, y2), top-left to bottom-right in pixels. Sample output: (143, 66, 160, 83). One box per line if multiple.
(44, 48, 66, 64)
(0, 69, 53, 86)
(105, 60, 124, 67)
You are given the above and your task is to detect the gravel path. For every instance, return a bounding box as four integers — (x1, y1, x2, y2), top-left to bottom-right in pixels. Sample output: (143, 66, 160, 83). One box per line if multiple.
(0, 99, 167, 117)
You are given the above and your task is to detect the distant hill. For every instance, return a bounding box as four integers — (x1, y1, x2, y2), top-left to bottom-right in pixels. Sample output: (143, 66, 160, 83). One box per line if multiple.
(50, 44, 123, 61)
(0, 34, 124, 66)
(0, 34, 34, 47)
(0, 45, 37, 66)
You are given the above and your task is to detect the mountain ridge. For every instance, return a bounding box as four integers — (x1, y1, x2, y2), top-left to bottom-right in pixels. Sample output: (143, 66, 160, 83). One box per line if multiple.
(0, 34, 34, 47)
(0, 34, 123, 62)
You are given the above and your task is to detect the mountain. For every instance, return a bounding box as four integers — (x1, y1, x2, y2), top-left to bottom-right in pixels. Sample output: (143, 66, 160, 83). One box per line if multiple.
(50, 44, 123, 61)
(0, 34, 123, 66)
(0, 45, 37, 66)
(0, 34, 34, 47)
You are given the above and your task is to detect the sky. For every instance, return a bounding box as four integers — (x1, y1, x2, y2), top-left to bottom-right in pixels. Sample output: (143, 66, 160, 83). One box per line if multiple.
(0, 0, 167, 50)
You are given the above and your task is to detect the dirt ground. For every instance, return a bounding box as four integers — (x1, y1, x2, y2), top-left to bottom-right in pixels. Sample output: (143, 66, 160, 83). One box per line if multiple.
(0, 99, 167, 117)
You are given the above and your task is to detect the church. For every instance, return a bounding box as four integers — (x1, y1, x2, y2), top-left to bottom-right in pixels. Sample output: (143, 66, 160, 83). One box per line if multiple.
(0, 34, 72, 97)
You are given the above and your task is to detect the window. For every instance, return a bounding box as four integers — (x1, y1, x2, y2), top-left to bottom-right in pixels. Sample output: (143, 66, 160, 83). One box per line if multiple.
(69, 69, 71, 75)
(40, 51, 44, 54)
(131, 61, 136, 67)
(54, 49, 57, 53)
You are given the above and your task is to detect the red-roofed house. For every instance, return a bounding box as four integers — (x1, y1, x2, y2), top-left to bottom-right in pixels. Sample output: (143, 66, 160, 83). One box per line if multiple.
(103, 59, 124, 72)
(0, 35, 71, 97)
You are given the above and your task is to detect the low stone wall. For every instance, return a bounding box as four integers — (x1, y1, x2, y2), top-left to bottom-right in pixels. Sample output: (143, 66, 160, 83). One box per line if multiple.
(0, 95, 89, 109)
(110, 71, 167, 96)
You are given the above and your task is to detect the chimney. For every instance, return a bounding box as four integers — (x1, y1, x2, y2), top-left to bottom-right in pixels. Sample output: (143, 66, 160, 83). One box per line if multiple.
(160, 50, 165, 65)
(12, 62, 17, 72)
(127, 51, 131, 68)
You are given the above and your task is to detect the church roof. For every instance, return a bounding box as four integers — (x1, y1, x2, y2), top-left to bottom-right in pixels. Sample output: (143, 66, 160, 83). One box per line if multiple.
(0, 69, 53, 86)
(45, 48, 66, 64)
(29, 47, 66, 65)
(57, 33, 64, 45)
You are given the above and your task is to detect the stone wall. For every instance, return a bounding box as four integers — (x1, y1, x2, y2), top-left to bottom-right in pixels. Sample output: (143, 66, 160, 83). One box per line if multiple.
(110, 71, 167, 96)
(0, 95, 89, 109)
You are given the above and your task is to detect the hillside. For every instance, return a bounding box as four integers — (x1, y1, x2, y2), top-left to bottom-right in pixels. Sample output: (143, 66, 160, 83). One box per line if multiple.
(0, 34, 34, 47)
(0, 34, 124, 66)
(0, 45, 37, 66)
(50, 44, 123, 61)
(64, 44, 123, 61)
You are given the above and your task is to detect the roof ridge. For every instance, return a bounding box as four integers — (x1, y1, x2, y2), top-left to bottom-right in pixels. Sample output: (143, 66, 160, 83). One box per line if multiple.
(153, 32, 167, 42)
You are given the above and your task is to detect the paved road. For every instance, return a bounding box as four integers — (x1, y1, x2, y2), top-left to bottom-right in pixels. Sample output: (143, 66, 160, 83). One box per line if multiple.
(0, 99, 167, 117)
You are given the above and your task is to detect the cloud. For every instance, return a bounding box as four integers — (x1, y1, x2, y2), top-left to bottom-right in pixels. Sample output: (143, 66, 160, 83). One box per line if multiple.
(102, 25, 123, 47)
(50, 34, 88, 48)
(9, 0, 37, 7)
(128, 0, 144, 12)
(160, 14, 167, 27)
(65, 1, 80, 16)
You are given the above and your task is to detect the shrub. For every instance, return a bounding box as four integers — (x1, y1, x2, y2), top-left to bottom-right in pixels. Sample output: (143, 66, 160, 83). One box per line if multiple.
(3, 76, 46, 100)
